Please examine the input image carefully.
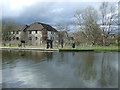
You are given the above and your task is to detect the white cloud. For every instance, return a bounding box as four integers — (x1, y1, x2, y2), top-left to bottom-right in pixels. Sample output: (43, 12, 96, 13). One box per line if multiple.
(52, 8, 64, 13)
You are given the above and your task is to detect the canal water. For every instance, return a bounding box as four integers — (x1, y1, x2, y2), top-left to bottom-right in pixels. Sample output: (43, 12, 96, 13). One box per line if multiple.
(2, 50, 118, 88)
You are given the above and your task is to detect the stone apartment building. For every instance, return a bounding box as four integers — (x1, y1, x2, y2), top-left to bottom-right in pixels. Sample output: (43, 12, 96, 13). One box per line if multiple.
(4, 22, 58, 46)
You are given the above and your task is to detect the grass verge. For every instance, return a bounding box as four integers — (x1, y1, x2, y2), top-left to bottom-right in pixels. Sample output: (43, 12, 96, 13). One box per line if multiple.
(58, 47, 120, 51)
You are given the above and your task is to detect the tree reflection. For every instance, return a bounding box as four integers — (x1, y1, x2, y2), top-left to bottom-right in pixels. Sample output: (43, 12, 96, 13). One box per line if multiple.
(99, 52, 117, 87)
(74, 52, 96, 80)
(54, 52, 67, 66)
(72, 52, 117, 87)
(2, 50, 53, 65)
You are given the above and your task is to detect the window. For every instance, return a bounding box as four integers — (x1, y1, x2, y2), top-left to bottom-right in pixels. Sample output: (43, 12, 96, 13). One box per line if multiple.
(29, 37, 32, 40)
(5, 37, 11, 41)
(35, 30, 37, 34)
(9, 37, 11, 41)
(29, 31, 32, 34)
(13, 36, 15, 40)
(51, 32, 54, 34)
(16, 31, 19, 34)
(35, 37, 38, 40)
(51, 37, 52, 40)
(51, 37, 54, 40)
(16, 37, 19, 40)
(13, 31, 15, 34)
(6, 37, 8, 41)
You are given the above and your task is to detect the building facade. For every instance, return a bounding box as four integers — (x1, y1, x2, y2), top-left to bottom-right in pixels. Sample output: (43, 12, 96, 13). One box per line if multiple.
(3, 22, 58, 46)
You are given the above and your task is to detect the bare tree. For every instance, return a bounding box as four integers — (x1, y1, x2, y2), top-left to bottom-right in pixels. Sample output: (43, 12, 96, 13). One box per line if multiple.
(2, 20, 16, 46)
(0, 20, 2, 46)
(100, 2, 118, 46)
(74, 6, 101, 45)
(55, 24, 69, 47)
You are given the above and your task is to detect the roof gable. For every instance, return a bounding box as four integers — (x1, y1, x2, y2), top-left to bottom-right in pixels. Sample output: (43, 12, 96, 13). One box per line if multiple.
(26, 22, 44, 31)
(40, 23, 57, 32)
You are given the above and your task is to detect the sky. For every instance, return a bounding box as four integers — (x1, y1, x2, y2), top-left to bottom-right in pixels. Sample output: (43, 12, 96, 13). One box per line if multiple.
(1, 0, 119, 31)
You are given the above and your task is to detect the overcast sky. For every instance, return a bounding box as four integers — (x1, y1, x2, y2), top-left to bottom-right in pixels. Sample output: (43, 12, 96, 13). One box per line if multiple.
(2, 0, 119, 30)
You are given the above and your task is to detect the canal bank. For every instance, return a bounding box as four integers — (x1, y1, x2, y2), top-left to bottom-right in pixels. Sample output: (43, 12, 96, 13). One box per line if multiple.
(0, 47, 119, 52)
(0, 47, 59, 52)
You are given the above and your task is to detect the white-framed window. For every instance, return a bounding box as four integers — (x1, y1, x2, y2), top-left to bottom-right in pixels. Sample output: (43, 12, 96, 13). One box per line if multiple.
(29, 37, 32, 40)
(29, 31, 32, 34)
(16, 31, 19, 34)
(16, 37, 19, 40)
(35, 37, 38, 40)
(35, 30, 37, 34)
(13, 36, 15, 40)
(13, 31, 15, 34)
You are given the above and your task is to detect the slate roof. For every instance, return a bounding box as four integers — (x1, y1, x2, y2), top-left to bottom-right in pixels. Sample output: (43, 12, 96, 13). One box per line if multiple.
(13, 25, 27, 31)
(7, 22, 58, 32)
(40, 23, 57, 32)
(26, 22, 44, 31)
(12, 22, 58, 32)
(26, 22, 58, 32)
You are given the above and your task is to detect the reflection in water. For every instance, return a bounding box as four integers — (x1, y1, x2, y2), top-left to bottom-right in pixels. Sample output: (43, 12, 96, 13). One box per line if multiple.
(0, 50, 2, 88)
(2, 50, 118, 88)
(99, 52, 118, 87)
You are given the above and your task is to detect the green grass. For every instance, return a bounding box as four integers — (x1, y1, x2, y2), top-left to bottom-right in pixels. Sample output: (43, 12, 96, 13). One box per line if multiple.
(64, 45, 118, 48)
(58, 47, 120, 51)
(1, 45, 119, 51)
(81, 46, 118, 48)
